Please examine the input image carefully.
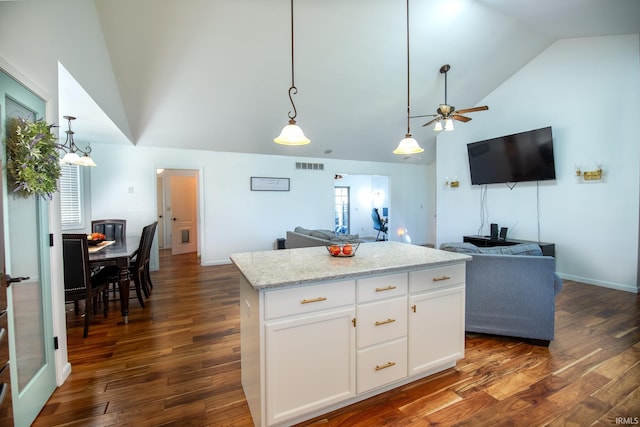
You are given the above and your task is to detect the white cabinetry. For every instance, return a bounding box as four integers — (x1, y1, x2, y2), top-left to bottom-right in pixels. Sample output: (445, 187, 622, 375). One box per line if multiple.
(247, 278, 356, 427)
(266, 306, 355, 425)
(408, 265, 465, 375)
(356, 273, 408, 394)
(239, 258, 467, 427)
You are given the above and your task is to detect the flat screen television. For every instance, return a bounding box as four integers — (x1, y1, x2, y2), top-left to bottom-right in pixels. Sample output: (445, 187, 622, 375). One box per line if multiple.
(467, 126, 556, 185)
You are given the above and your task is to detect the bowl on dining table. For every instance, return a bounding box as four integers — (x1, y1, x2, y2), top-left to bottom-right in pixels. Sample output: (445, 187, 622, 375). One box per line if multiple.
(87, 233, 106, 245)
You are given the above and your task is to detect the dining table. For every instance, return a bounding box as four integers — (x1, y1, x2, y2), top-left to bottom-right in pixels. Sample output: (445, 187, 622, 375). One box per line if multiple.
(88, 236, 140, 324)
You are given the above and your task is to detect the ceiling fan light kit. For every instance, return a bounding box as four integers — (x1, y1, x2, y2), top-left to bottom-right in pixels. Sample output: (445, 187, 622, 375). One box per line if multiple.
(411, 64, 489, 132)
(274, 0, 310, 146)
(444, 118, 454, 131)
(394, 0, 424, 155)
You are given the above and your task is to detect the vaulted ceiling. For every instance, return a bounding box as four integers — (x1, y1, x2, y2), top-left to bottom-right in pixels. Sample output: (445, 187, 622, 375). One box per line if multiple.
(61, 0, 640, 165)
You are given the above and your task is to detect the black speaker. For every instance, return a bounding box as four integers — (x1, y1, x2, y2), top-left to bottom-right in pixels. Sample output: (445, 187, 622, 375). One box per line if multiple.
(499, 227, 508, 240)
(490, 223, 498, 240)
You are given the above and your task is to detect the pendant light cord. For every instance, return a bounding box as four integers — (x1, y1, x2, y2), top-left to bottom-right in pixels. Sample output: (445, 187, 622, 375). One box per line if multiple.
(405, 0, 411, 135)
(287, 0, 298, 121)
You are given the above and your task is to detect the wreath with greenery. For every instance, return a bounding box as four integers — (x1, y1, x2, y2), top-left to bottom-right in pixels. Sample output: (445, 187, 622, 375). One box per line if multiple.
(4, 117, 61, 200)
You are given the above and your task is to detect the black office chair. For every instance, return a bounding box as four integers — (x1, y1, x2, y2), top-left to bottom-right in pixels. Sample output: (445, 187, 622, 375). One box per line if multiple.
(91, 219, 126, 243)
(371, 208, 388, 241)
(62, 234, 111, 337)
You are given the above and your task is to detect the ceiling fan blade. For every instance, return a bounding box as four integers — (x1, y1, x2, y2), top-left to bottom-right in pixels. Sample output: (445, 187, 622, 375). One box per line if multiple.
(455, 105, 489, 114)
(409, 113, 437, 119)
(452, 115, 472, 122)
(422, 117, 440, 127)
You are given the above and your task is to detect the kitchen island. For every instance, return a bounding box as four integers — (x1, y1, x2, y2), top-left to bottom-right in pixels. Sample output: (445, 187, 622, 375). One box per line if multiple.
(231, 242, 471, 427)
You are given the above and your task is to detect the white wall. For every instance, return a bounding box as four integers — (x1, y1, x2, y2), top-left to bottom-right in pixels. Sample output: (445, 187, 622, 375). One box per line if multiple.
(436, 35, 640, 293)
(87, 145, 435, 266)
(0, 0, 132, 141)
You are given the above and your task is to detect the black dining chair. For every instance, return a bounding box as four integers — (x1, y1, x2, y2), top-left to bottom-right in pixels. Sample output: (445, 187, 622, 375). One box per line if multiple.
(91, 219, 126, 243)
(92, 219, 127, 297)
(128, 223, 157, 304)
(62, 234, 111, 337)
(142, 221, 158, 295)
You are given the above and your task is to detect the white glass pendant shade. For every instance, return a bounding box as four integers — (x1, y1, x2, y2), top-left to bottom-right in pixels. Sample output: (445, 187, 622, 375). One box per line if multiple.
(274, 119, 310, 145)
(433, 121, 443, 131)
(445, 118, 455, 131)
(393, 134, 424, 155)
(61, 151, 80, 164)
(76, 155, 97, 167)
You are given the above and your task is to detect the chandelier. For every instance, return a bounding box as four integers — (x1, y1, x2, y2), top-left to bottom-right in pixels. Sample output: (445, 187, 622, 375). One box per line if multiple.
(59, 116, 96, 166)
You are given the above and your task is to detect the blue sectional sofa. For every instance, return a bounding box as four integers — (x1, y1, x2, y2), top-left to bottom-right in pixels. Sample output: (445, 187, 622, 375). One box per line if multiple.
(440, 242, 563, 345)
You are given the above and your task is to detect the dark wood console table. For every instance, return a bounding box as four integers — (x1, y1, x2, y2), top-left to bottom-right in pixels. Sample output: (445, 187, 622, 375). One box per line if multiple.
(463, 235, 555, 257)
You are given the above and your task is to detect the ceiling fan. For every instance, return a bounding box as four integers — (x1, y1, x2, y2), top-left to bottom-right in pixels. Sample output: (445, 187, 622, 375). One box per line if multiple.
(411, 64, 488, 131)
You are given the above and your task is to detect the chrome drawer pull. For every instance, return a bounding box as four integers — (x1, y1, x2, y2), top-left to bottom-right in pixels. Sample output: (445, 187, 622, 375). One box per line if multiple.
(374, 318, 396, 326)
(375, 361, 396, 371)
(433, 276, 451, 282)
(375, 285, 397, 292)
(300, 297, 327, 304)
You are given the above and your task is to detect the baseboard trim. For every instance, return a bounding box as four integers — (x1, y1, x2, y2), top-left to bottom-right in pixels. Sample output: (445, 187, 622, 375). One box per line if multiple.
(558, 273, 638, 294)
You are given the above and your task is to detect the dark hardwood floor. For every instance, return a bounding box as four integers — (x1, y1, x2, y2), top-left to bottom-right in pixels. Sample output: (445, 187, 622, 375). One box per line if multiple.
(33, 249, 640, 426)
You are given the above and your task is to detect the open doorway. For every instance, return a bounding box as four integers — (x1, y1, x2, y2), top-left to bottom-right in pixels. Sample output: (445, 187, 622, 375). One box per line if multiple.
(333, 174, 389, 240)
(156, 169, 199, 255)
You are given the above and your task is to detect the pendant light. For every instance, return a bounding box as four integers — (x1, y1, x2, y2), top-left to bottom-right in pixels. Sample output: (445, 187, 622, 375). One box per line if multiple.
(59, 116, 97, 166)
(274, 0, 310, 145)
(393, 0, 423, 155)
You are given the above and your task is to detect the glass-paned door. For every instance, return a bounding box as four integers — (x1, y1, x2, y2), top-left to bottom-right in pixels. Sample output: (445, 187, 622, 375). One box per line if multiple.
(1, 68, 57, 427)
(334, 186, 350, 234)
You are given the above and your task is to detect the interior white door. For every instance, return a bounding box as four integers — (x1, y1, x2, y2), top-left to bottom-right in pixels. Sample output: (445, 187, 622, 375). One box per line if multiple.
(1, 69, 57, 427)
(156, 176, 165, 248)
(170, 175, 197, 255)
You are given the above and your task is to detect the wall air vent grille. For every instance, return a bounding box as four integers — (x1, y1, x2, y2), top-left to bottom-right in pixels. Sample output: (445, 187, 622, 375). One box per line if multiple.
(295, 162, 324, 171)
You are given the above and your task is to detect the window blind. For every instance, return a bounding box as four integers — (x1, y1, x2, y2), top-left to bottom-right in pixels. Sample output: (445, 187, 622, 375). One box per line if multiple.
(60, 163, 82, 226)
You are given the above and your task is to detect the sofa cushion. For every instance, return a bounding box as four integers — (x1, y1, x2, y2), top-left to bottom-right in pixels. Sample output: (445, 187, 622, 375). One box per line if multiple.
(439, 242, 481, 253)
(309, 230, 336, 240)
(476, 243, 542, 256)
(294, 226, 313, 235)
(440, 242, 542, 256)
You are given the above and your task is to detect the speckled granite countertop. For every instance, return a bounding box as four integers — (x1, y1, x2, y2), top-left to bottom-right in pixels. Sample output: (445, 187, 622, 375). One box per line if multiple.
(230, 241, 471, 289)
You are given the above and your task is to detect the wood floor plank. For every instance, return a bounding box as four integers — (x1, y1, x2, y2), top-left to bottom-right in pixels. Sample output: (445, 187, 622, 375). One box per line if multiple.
(30, 255, 640, 426)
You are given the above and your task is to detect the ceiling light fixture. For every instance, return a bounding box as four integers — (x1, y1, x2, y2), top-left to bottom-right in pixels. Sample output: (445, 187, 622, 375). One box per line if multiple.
(412, 64, 488, 131)
(444, 118, 455, 131)
(393, 0, 423, 155)
(274, 0, 310, 146)
(59, 116, 96, 166)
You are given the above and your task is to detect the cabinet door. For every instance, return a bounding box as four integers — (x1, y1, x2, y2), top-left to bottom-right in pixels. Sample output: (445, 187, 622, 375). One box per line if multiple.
(408, 285, 465, 376)
(265, 307, 356, 426)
